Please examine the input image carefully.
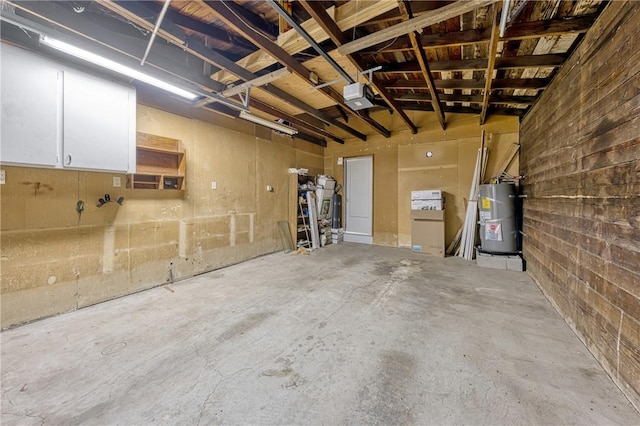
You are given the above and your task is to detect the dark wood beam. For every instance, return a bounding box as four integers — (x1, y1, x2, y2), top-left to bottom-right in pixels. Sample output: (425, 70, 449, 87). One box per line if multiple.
(383, 54, 567, 73)
(397, 103, 527, 117)
(251, 99, 344, 144)
(117, 0, 255, 56)
(204, 0, 390, 138)
(362, 14, 597, 53)
(395, 93, 536, 105)
(387, 78, 549, 90)
(8, 2, 227, 92)
(335, 105, 349, 123)
(338, 0, 499, 55)
(203, 1, 277, 41)
(398, 0, 446, 130)
(480, 4, 500, 125)
(299, 0, 413, 135)
(99, 0, 367, 142)
(293, 132, 328, 147)
(250, 100, 342, 145)
(359, 1, 453, 27)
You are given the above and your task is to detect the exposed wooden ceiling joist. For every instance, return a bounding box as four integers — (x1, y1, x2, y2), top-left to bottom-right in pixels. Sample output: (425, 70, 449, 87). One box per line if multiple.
(362, 14, 597, 53)
(387, 78, 550, 90)
(338, 0, 500, 56)
(117, 0, 255, 56)
(203, 0, 391, 138)
(480, 3, 501, 125)
(98, 0, 366, 143)
(212, 0, 399, 84)
(383, 54, 567, 73)
(2, 0, 605, 141)
(299, 0, 414, 135)
(395, 93, 536, 105)
(249, 100, 342, 145)
(398, 0, 446, 130)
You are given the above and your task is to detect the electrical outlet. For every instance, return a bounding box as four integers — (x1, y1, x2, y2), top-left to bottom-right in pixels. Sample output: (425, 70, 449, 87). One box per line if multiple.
(0, 170, 5, 184)
(266, 185, 274, 192)
(113, 176, 121, 187)
(211, 181, 217, 190)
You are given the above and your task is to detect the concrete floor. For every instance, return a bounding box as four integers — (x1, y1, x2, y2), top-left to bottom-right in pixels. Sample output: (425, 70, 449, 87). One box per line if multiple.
(1, 244, 638, 425)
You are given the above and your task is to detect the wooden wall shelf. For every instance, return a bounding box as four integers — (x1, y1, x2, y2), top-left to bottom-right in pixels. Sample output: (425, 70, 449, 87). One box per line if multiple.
(127, 132, 185, 190)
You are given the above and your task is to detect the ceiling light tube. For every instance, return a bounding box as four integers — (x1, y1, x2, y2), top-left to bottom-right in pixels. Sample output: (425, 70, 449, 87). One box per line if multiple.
(40, 35, 198, 100)
(239, 110, 298, 135)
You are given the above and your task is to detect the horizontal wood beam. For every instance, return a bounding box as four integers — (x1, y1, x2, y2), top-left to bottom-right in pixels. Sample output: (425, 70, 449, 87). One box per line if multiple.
(362, 14, 597, 53)
(395, 93, 537, 105)
(205, 0, 390, 138)
(293, 132, 328, 147)
(125, 0, 255, 56)
(383, 54, 567, 73)
(399, 0, 446, 130)
(387, 78, 550, 89)
(212, 0, 398, 84)
(299, 0, 403, 136)
(480, 3, 500, 125)
(358, 1, 453, 27)
(202, 1, 277, 41)
(338, 0, 499, 56)
(98, 0, 368, 141)
(397, 103, 527, 117)
(250, 100, 342, 145)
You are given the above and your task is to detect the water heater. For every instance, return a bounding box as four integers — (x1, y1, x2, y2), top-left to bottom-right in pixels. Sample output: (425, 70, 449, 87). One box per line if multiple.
(478, 183, 517, 253)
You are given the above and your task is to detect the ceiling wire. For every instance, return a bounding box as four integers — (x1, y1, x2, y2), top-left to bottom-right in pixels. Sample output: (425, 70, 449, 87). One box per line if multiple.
(372, 36, 400, 55)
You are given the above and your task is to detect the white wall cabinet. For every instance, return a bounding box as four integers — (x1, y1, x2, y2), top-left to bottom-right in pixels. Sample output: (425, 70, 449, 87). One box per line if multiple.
(63, 71, 135, 172)
(1, 45, 61, 167)
(0, 44, 136, 173)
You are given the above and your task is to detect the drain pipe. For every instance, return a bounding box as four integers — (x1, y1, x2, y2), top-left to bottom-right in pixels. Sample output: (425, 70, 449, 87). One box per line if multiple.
(140, 0, 171, 66)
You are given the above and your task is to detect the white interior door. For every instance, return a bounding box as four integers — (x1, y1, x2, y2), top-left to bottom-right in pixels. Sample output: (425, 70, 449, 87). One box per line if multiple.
(344, 156, 373, 244)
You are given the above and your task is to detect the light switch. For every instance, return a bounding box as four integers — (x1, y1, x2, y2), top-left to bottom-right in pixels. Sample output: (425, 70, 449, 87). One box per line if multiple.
(211, 181, 217, 190)
(0, 170, 5, 184)
(113, 176, 121, 187)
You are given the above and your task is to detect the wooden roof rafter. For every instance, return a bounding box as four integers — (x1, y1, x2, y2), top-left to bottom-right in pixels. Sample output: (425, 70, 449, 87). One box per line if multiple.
(97, 0, 364, 143)
(298, 0, 417, 135)
(211, 0, 400, 84)
(480, 3, 501, 125)
(203, 0, 391, 138)
(116, 0, 255, 56)
(398, 0, 446, 130)
(337, 0, 501, 56)
(362, 14, 598, 54)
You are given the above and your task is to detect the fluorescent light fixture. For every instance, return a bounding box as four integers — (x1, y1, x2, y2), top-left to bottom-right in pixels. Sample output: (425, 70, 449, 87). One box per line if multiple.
(40, 35, 198, 100)
(239, 110, 298, 135)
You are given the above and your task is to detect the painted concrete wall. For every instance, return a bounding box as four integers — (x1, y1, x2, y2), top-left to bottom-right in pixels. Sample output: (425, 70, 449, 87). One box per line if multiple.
(324, 112, 519, 248)
(1, 105, 323, 329)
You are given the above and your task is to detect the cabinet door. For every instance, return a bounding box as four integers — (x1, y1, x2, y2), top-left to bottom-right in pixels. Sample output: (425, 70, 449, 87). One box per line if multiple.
(63, 71, 134, 172)
(1, 44, 61, 167)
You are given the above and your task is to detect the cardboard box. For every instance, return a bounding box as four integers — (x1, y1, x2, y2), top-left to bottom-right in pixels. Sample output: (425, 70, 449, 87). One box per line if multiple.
(410, 210, 445, 257)
(411, 199, 444, 210)
(411, 189, 442, 200)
